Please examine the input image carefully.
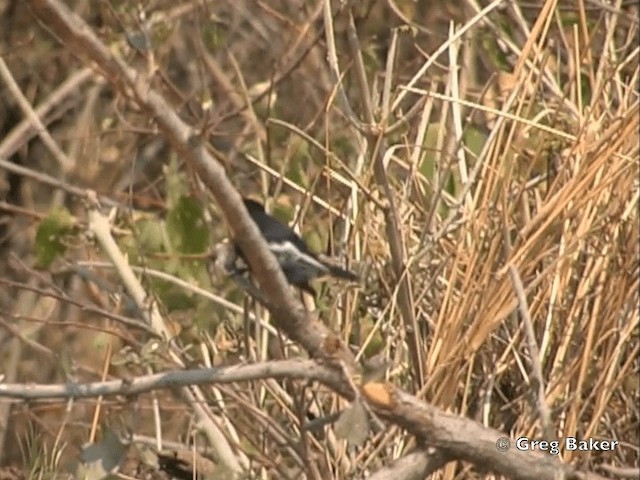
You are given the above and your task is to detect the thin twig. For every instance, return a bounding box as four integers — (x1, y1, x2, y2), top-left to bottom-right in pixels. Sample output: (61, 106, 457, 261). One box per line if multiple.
(0, 67, 95, 160)
(508, 265, 553, 440)
(0, 158, 121, 208)
(0, 58, 76, 173)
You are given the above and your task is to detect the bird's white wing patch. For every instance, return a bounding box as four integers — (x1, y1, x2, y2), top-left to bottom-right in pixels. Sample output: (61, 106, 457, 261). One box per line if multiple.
(268, 241, 328, 272)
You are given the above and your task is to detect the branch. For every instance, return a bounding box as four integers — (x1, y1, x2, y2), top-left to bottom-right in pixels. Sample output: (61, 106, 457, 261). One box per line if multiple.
(369, 386, 608, 480)
(0, 66, 95, 160)
(0, 277, 156, 337)
(0, 58, 75, 172)
(368, 449, 449, 480)
(0, 360, 338, 400)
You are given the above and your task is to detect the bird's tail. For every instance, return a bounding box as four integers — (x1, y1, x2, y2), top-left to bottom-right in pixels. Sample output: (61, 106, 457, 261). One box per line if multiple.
(328, 264, 359, 281)
(318, 254, 358, 281)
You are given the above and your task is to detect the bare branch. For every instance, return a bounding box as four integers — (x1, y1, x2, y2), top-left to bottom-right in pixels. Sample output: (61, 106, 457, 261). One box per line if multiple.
(0, 359, 338, 401)
(371, 386, 609, 480)
(368, 449, 449, 480)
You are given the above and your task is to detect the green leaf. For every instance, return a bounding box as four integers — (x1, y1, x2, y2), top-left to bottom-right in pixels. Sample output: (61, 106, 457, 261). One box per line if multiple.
(361, 354, 391, 383)
(463, 125, 488, 159)
(35, 208, 75, 268)
(131, 217, 166, 253)
(166, 196, 209, 254)
(164, 156, 187, 207)
(77, 430, 129, 480)
(334, 399, 370, 446)
(418, 122, 443, 181)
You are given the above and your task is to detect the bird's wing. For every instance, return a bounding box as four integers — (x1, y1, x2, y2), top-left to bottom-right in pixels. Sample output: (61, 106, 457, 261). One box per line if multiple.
(244, 203, 313, 254)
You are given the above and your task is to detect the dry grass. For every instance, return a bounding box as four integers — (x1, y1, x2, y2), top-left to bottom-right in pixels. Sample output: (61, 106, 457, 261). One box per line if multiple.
(0, 0, 637, 478)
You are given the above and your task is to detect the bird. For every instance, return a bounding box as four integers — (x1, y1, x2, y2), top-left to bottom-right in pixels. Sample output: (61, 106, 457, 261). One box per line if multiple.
(234, 198, 358, 295)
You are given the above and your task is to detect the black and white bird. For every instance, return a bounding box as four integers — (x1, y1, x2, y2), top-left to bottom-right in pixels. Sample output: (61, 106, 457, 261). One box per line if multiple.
(235, 198, 358, 295)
